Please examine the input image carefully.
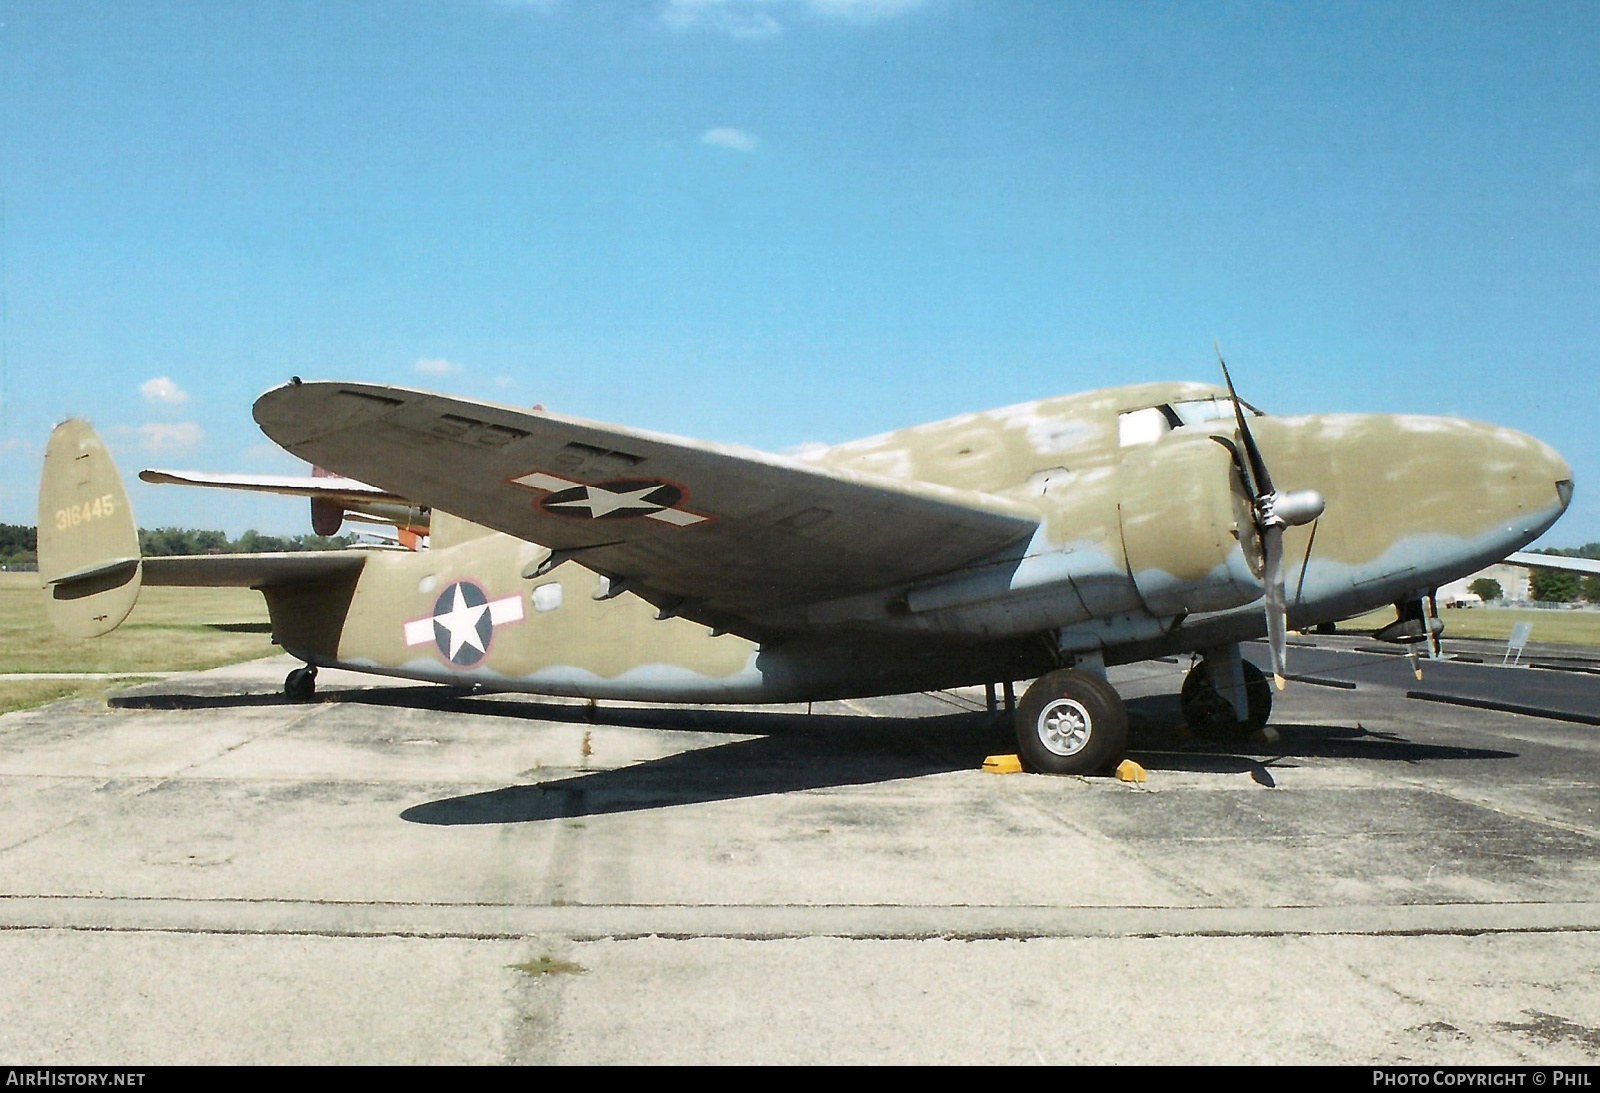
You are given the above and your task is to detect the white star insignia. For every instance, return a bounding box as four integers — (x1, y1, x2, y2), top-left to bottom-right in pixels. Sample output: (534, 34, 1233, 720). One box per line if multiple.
(433, 584, 490, 661)
(544, 484, 666, 519)
(510, 470, 710, 526)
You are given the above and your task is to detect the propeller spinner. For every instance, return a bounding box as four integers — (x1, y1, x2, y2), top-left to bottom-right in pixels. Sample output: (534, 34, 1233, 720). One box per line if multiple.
(1216, 348, 1326, 690)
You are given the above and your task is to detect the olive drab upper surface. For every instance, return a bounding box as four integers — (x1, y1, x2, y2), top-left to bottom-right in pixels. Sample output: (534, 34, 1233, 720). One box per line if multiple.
(39, 372, 1573, 708)
(37, 419, 143, 638)
(253, 379, 1572, 647)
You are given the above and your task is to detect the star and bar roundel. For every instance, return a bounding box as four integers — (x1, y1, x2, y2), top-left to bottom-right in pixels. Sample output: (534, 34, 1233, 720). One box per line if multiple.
(403, 580, 525, 668)
(509, 471, 708, 526)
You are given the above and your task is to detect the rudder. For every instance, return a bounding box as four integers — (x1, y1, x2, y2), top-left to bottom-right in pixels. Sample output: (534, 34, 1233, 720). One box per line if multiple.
(38, 420, 142, 637)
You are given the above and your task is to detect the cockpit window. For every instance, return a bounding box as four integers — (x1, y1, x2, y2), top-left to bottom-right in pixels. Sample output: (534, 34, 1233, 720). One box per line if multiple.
(1170, 398, 1232, 426)
(1172, 397, 1263, 425)
(1121, 398, 1265, 445)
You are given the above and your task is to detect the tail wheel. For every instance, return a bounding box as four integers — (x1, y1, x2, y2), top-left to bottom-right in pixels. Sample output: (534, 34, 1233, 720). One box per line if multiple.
(1014, 668, 1129, 775)
(1180, 658, 1271, 740)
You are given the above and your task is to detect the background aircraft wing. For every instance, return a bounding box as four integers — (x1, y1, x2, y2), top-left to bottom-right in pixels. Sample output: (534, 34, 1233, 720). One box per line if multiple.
(1504, 551, 1600, 576)
(254, 381, 1039, 634)
(139, 469, 412, 507)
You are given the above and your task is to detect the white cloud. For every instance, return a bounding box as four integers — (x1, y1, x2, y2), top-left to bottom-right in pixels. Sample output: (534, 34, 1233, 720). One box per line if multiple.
(138, 422, 204, 455)
(139, 377, 189, 406)
(415, 357, 463, 376)
(663, 0, 926, 35)
(702, 127, 761, 153)
(664, 0, 780, 37)
(805, 0, 926, 19)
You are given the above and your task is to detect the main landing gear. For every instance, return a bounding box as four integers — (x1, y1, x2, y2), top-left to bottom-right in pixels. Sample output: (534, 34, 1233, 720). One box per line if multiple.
(1179, 651, 1271, 740)
(1009, 643, 1278, 774)
(1013, 668, 1129, 775)
(284, 664, 318, 702)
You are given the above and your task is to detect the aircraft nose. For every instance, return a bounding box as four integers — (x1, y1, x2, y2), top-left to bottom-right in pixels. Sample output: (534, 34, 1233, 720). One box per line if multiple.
(1264, 413, 1572, 602)
(1451, 418, 1572, 544)
(1312, 414, 1572, 562)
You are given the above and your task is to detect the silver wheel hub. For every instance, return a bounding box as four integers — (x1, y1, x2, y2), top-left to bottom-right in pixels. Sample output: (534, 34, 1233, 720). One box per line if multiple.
(1036, 697, 1093, 757)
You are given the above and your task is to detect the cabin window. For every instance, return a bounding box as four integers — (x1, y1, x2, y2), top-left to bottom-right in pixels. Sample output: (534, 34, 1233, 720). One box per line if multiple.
(532, 583, 564, 612)
(1118, 406, 1172, 447)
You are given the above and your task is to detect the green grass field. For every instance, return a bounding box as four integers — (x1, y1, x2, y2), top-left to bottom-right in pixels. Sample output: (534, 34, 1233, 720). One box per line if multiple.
(0, 571, 276, 713)
(1339, 605, 1600, 646)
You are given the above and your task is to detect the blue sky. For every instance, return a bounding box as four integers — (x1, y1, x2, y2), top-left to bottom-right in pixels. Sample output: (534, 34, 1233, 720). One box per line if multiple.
(2, 0, 1596, 543)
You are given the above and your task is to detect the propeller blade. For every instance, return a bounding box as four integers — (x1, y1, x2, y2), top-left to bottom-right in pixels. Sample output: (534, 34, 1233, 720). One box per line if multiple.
(1214, 347, 1326, 690)
(1215, 343, 1275, 499)
(1261, 522, 1288, 690)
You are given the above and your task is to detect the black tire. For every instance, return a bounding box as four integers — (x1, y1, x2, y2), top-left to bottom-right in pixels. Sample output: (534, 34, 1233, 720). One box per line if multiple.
(1014, 668, 1129, 775)
(284, 666, 316, 702)
(1180, 658, 1271, 740)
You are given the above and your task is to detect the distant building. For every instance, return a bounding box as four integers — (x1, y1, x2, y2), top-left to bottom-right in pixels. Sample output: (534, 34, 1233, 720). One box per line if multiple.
(1437, 561, 1530, 605)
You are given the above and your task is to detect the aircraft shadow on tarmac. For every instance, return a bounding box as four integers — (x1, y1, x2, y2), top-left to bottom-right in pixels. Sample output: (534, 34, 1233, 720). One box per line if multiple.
(396, 691, 1518, 826)
(110, 684, 1518, 825)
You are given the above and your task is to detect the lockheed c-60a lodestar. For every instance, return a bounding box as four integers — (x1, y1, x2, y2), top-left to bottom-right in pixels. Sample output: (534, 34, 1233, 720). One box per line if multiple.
(38, 366, 1574, 775)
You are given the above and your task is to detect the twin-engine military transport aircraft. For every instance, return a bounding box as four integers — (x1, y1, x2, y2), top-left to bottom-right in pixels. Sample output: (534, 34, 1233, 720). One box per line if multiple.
(39, 365, 1573, 775)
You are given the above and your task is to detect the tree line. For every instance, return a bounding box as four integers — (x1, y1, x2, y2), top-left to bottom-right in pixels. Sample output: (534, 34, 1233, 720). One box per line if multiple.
(1469, 546, 1600, 605)
(1526, 544, 1600, 603)
(0, 523, 352, 565)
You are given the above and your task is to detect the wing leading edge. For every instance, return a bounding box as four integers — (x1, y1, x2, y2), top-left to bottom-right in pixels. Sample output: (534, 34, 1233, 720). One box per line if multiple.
(253, 381, 1040, 634)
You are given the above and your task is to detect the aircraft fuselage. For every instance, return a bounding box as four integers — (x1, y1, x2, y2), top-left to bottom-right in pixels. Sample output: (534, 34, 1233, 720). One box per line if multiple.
(277, 382, 1572, 702)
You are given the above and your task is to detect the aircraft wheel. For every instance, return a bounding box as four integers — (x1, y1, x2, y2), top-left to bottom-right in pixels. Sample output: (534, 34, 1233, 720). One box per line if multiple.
(1180, 659, 1271, 740)
(284, 666, 317, 702)
(1014, 669, 1129, 775)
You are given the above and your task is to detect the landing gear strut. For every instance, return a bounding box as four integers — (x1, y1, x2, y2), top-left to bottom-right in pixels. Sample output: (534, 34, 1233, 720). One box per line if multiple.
(1014, 668, 1129, 775)
(1180, 656, 1272, 740)
(284, 664, 317, 702)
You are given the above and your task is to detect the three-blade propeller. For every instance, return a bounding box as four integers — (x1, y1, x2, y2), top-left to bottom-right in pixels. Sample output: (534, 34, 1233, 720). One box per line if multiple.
(1217, 348, 1326, 690)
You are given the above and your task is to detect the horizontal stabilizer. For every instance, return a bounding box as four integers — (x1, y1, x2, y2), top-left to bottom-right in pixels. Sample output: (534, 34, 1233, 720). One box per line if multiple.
(143, 551, 369, 588)
(45, 555, 142, 587)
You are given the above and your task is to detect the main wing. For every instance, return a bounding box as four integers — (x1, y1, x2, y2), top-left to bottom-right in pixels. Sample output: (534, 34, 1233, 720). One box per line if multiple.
(253, 381, 1039, 635)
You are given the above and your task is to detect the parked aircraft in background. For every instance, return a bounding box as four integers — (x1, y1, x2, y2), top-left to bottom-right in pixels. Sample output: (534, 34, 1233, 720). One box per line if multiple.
(38, 365, 1573, 775)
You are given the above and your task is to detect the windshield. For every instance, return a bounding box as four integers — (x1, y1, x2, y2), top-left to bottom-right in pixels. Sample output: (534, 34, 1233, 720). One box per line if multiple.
(1170, 397, 1263, 427)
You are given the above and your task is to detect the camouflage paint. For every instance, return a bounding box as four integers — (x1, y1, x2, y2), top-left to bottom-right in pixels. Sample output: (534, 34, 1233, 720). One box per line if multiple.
(43, 379, 1574, 702)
